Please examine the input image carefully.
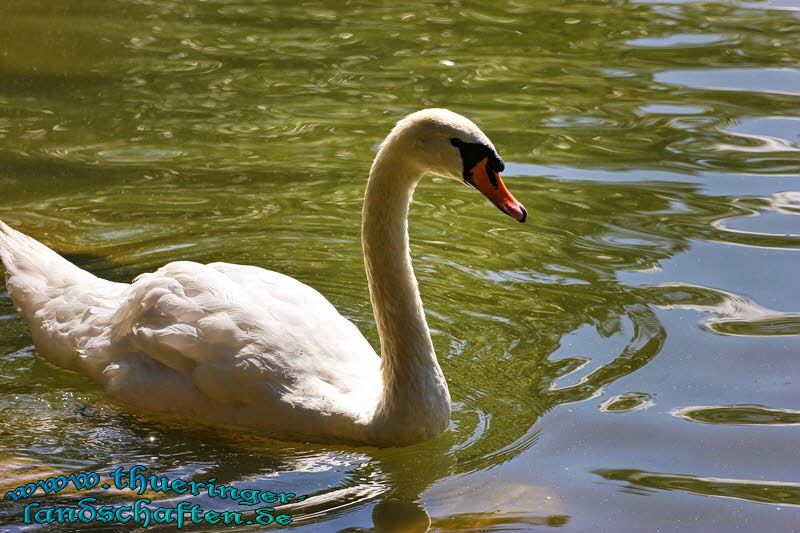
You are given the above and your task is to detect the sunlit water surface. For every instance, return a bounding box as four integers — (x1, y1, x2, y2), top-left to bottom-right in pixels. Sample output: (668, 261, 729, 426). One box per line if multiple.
(1, 0, 799, 531)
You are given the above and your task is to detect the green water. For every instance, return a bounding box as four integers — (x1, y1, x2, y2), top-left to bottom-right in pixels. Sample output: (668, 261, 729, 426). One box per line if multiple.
(1, 0, 799, 530)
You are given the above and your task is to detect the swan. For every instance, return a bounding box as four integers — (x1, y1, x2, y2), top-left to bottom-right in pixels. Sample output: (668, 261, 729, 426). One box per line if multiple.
(0, 109, 526, 446)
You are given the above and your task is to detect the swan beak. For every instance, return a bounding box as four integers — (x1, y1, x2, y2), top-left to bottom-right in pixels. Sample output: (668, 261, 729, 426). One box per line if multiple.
(468, 157, 527, 223)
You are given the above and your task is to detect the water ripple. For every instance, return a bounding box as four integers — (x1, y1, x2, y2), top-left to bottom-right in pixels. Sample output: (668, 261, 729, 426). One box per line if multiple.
(600, 392, 655, 413)
(656, 68, 800, 97)
(646, 283, 800, 336)
(672, 404, 800, 426)
(596, 469, 800, 507)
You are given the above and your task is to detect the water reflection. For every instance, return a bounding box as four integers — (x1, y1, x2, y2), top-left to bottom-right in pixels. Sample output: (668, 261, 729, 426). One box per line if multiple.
(672, 404, 800, 426)
(646, 284, 800, 336)
(595, 469, 800, 507)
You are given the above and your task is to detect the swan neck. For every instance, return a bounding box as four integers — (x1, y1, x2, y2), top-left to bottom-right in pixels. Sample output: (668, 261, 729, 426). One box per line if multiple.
(362, 143, 450, 438)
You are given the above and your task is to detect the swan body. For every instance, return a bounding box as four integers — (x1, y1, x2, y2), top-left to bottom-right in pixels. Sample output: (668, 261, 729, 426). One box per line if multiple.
(0, 109, 526, 445)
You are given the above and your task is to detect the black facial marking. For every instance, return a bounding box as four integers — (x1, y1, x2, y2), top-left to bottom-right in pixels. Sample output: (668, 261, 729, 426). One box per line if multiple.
(450, 138, 505, 188)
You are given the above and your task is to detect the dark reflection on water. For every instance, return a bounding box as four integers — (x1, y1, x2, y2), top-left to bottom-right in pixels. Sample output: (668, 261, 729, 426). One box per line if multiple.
(673, 404, 800, 426)
(595, 469, 800, 507)
(1, 0, 799, 531)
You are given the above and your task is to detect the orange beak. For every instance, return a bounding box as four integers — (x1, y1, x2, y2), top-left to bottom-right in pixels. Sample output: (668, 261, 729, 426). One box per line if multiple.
(468, 157, 527, 222)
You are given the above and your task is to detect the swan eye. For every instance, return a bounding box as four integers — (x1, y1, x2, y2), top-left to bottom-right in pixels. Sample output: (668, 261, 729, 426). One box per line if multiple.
(449, 137, 525, 222)
(449, 138, 505, 184)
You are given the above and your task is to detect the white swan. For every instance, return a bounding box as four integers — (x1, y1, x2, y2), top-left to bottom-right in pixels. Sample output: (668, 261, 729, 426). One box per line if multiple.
(0, 109, 526, 446)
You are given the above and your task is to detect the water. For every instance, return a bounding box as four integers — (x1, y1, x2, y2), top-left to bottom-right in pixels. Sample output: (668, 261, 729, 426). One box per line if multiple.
(0, 0, 798, 531)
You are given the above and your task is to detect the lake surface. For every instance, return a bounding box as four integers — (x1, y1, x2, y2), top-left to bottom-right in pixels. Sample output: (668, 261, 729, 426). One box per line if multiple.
(1, 0, 799, 531)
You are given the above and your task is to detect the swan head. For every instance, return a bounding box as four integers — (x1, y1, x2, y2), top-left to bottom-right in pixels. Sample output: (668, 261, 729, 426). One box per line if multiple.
(388, 108, 527, 223)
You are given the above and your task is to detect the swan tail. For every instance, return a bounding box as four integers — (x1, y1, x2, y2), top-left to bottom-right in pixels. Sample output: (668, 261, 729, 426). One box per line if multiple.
(0, 220, 124, 370)
(0, 220, 94, 307)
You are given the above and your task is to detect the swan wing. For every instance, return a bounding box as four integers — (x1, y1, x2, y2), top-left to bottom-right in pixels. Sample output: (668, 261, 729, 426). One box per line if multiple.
(99, 261, 381, 429)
